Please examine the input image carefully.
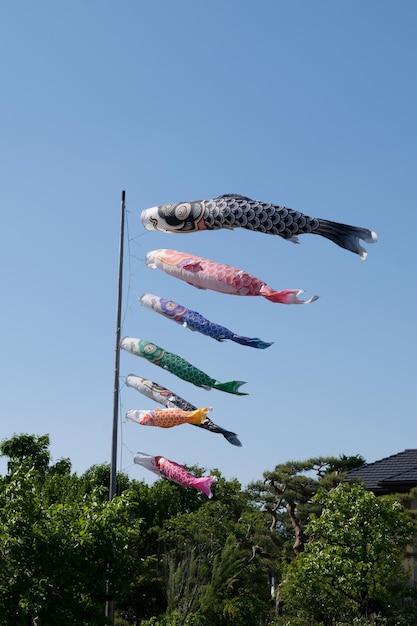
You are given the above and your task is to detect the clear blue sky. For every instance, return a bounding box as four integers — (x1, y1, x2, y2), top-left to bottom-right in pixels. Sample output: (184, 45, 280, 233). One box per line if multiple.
(1, 1, 416, 488)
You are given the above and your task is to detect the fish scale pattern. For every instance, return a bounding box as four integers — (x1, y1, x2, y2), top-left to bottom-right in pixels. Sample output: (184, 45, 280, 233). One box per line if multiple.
(157, 457, 217, 498)
(146, 249, 318, 305)
(142, 194, 377, 258)
(175, 252, 263, 296)
(137, 407, 208, 428)
(160, 352, 218, 388)
(203, 195, 319, 239)
(183, 309, 233, 341)
(125, 375, 242, 444)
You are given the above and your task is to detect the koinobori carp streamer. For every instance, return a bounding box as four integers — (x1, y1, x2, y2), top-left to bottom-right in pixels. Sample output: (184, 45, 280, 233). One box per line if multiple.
(134, 451, 217, 498)
(141, 194, 377, 259)
(125, 374, 242, 446)
(139, 293, 273, 349)
(145, 249, 318, 305)
(120, 337, 248, 395)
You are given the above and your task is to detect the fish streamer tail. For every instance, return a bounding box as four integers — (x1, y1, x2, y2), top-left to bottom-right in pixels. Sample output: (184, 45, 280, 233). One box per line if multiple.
(200, 418, 242, 446)
(193, 475, 218, 498)
(316, 219, 377, 260)
(213, 380, 248, 395)
(188, 407, 211, 425)
(232, 334, 273, 349)
(260, 286, 319, 305)
(223, 432, 243, 447)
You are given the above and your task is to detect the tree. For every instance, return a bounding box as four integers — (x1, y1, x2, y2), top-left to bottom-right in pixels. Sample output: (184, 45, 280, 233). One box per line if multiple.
(149, 472, 274, 626)
(0, 434, 142, 626)
(278, 482, 417, 625)
(199, 525, 273, 626)
(248, 455, 365, 558)
(1, 433, 51, 475)
(2, 436, 374, 625)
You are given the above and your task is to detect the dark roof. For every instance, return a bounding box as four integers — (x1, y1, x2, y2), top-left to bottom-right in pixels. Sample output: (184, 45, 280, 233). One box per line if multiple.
(347, 449, 417, 494)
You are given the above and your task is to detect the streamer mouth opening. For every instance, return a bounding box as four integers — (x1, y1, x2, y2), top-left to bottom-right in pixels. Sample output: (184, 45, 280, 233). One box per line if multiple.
(141, 208, 158, 231)
(145, 251, 158, 268)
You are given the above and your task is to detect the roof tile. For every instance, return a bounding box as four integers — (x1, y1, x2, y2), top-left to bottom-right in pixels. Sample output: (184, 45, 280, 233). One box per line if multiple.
(347, 449, 417, 493)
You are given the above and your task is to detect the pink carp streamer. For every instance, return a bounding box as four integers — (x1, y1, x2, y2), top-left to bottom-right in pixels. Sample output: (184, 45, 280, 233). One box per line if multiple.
(145, 249, 318, 304)
(134, 451, 217, 498)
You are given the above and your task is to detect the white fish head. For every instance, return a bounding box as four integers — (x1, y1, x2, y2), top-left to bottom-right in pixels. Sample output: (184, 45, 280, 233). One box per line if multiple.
(133, 452, 161, 476)
(145, 250, 161, 268)
(120, 336, 139, 351)
(141, 200, 205, 233)
(139, 292, 160, 309)
(140, 292, 186, 320)
(126, 374, 173, 406)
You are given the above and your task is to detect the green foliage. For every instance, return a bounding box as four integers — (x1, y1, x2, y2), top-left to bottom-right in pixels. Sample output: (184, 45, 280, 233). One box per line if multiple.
(2, 437, 416, 626)
(139, 614, 208, 626)
(0, 433, 51, 475)
(0, 435, 142, 625)
(149, 473, 275, 625)
(248, 455, 358, 558)
(324, 454, 366, 475)
(279, 482, 417, 625)
(115, 470, 215, 623)
(199, 533, 273, 625)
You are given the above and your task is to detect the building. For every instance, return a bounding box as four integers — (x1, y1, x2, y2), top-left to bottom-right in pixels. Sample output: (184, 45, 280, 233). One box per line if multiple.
(347, 449, 417, 496)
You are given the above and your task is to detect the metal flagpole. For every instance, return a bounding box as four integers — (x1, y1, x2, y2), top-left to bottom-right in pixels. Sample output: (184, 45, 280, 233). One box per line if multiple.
(106, 189, 126, 622)
(109, 189, 126, 501)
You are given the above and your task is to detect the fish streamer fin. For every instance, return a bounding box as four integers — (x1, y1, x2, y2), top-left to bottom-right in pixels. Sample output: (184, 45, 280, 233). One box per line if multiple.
(316, 219, 377, 260)
(213, 380, 248, 395)
(224, 433, 243, 447)
(232, 334, 273, 349)
(181, 261, 203, 273)
(260, 286, 319, 305)
(187, 281, 206, 290)
(188, 408, 211, 425)
(194, 476, 218, 498)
